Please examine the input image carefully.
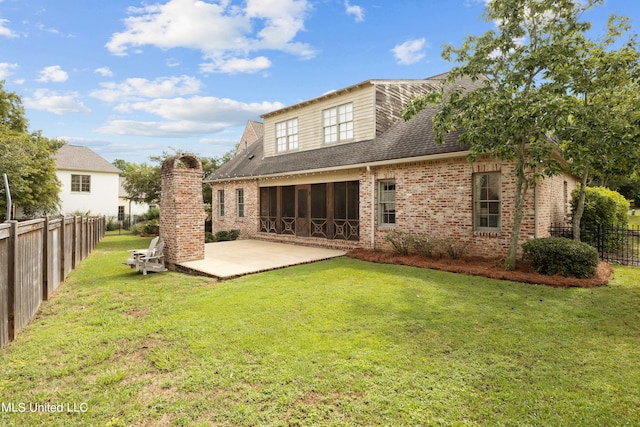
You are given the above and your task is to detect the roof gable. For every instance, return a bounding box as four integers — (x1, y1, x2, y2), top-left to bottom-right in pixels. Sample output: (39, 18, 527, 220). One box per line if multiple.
(56, 145, 121, 174)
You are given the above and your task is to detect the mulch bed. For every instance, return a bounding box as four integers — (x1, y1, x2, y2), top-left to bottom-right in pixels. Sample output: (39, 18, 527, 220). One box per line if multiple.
(346, 249, 612, 288)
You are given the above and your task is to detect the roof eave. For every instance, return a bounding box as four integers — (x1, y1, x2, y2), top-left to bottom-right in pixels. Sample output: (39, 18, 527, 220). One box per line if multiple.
(206, 149, 471, 183)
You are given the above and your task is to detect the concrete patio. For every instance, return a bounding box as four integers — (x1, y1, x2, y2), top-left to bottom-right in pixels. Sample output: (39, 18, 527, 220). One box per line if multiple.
(177, 239, 347, 279)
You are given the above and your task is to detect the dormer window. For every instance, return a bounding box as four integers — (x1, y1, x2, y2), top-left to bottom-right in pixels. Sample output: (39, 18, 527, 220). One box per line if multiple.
(276, 118, 298, 152)
(323, 102, 353, 144)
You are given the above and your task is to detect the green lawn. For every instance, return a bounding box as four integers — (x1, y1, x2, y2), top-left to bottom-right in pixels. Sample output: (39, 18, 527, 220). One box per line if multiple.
(1, 235, 639, 426)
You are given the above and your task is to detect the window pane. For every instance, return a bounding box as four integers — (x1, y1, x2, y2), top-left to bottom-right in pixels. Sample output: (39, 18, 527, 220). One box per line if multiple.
(379, 180, 396, 224)
(474, 173, 500, 230)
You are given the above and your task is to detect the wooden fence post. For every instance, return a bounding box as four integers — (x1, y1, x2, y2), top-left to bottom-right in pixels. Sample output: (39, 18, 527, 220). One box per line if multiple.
(72, 216, 78, 269)
(7, 221, 17, 342)
(43, 216, 49, 301)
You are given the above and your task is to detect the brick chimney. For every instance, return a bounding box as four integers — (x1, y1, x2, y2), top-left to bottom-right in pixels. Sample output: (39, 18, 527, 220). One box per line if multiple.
(160, 154, 206, 269)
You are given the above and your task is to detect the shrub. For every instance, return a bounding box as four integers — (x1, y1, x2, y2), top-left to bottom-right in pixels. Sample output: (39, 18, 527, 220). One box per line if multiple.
(385, 230, 412, 255)
(572, 186, 629, 252)
(212, 229, 241, 242)
(412, 234, 435, 257)
(143, 219, 159, 235)
(142, 207, 160, 221)
(522, 237, 599, 278)
(105, 215, 119, 231)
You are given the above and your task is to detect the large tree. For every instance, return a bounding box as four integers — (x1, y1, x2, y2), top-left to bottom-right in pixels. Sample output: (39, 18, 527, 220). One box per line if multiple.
(553, 16, 640, 240)
(403, 0, 609, 270)
(0, 82, 64, 220)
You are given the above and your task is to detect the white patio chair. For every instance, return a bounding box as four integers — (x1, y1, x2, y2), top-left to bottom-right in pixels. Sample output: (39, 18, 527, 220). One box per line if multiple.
(137, 241, 167, 275)
(126, 236, 159, 271)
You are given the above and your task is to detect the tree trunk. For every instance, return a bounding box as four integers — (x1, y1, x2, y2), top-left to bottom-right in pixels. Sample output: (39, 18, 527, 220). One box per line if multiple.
(572, 168, 590, 241)
(506, 156, 530, 271)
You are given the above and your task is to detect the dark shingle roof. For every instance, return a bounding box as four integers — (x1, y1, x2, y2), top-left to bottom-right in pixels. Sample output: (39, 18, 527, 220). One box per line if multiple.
(206, 107, 468, 182)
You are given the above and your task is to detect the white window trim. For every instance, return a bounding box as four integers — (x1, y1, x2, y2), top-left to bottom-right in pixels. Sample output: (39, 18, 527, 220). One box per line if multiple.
(71, 174, 91, 193)
(276, 118, 299, 152)
(323, 102, 353, 145)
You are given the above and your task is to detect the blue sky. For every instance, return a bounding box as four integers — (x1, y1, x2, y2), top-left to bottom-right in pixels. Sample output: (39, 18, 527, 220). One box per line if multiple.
(1, 0, 639, 164)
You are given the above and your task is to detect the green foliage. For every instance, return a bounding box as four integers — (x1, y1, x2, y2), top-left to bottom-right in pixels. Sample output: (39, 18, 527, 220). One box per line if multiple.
(1, 235, 640, 425)
(400, 0, 611, 269)
(142, 207, 160, 221)
(571, 186, 630, 252)
(121, 161, 161, 205)
(0, 104, 65, 219)
(572, 186, 629, 228)
(143, 219, 159, 235)
(105, 216, 119, 231)
(523, 237, 599, 278)
(210, 229, 240, 242)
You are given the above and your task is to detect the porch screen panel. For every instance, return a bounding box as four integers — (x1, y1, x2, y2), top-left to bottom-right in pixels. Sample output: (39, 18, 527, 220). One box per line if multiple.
(260, 187, 277, 233)
(311, 184, 327, 238)
(333, 181, 359, 241)
(281, 186, 296, 235)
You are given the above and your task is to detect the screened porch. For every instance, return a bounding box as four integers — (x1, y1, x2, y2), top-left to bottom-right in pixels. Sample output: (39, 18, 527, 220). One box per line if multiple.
(259, 181, 359, 241)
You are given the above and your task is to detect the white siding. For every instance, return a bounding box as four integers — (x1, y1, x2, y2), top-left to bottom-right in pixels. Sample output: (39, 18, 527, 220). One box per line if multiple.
(263, 85, 376, 158)
(57, 170, 120, 217)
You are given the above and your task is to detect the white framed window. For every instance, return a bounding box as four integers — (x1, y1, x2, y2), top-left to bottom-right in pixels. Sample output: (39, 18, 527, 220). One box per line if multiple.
(218, 190, 225, 218)
(236, 188, 245, 218)
(473, 172, 501, 231)
(323, 103, 353, 144)
(276, 118, 299, 152)
(378, 180, 396, 226)
(71, 175, 91, 193)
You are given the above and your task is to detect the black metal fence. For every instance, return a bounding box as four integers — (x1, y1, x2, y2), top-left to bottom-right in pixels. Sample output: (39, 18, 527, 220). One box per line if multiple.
(549, 224, 640, 266)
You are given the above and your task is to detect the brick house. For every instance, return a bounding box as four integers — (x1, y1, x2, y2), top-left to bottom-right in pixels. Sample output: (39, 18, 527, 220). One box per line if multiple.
(205, 72, 577, 258)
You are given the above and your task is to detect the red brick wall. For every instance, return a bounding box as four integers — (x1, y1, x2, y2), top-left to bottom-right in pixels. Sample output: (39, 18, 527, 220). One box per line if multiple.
(210, 157, 577, 258)
(160, 154, 206, 268)
(211, 179, 259, 239)
(361, 157, 576, 257)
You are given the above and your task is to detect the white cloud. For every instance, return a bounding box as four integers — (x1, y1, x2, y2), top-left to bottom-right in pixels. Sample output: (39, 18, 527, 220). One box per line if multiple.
(0, 18, 17, 38)
(344, 1, 364, 23)
(24, 89, 90, 115)
(391, 38, 427, 65)
(90, 75, 202, 102)
(106, 0, 315, 73)
(37, 65, 69, 82)
(96, 119, 233, 137)
(96, 96, 283, 138)
(200, 56, 271, 74)
(0, 62, 18, 80)
(94, 67, 114, 77)
(116, 96, 283, 122)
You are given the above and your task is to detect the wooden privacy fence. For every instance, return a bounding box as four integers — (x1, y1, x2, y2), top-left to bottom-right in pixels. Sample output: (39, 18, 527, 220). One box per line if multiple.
(0, 216, 105, 348)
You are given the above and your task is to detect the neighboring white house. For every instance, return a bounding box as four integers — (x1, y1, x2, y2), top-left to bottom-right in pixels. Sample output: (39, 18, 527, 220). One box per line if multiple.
(55, 145, 121, 217)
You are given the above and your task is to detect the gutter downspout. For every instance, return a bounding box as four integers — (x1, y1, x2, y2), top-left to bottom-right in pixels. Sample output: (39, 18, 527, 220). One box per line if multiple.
(367, 166, 375, 250)
(3, 173, 11, 222)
